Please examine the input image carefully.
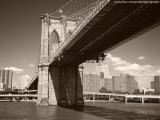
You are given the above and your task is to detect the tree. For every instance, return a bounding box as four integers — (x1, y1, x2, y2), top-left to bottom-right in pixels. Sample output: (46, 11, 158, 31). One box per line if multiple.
(133, 89, 141, 95)
(99, 87, 107, 93)
(4, 88, 13, 92)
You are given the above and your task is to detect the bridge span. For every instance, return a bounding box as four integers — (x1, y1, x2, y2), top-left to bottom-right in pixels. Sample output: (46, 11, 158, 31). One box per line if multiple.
(29, 0, 160, 106)
(0, 94, 37, 97)
(84, 92, 160, 103)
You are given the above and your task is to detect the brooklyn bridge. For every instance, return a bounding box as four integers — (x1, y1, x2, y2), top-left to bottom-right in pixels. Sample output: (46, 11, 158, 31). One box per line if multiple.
(27, 0, 160, 106)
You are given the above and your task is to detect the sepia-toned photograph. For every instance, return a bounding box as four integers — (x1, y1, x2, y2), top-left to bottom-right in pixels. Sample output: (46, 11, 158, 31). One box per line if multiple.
(0, 0, 160, 119)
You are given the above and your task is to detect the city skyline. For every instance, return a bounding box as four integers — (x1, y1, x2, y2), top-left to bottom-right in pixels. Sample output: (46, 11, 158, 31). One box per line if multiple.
(0, 0, 160, 88)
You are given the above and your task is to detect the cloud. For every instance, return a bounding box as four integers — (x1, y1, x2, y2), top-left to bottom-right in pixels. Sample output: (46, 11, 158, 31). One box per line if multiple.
(29, 64, 34, 67)
(105, 53, 160, 88)
(106, 53, 160, 76)
(137, 56, 146, 60)
(107, 54, 130, 66)
(22, 74, 31, 80)
(4, 67, 24, 73)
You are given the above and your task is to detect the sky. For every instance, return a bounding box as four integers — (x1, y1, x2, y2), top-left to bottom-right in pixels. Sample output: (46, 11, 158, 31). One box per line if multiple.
(0, 0, 68, 85)
(0, 0, 160, 88)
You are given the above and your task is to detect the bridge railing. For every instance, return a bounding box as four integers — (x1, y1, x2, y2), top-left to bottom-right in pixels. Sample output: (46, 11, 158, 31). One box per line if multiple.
(84, 92, 160, 99)
(0, 94, 37, 97)
(49, 0, 110, 62)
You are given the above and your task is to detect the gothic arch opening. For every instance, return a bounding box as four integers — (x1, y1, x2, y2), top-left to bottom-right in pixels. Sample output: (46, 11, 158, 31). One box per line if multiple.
(49, 29, 60, 56)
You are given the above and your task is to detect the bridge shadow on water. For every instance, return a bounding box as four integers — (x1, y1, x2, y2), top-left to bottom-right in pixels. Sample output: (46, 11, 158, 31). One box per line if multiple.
(62, 103, 160, 120)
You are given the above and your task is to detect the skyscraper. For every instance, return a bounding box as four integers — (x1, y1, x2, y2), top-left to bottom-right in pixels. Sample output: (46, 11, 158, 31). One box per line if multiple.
(0, 83, 3, 91)
(0, 69, 2, 84)
(153, 76, 160, 93)
(126, 74, 138, 94)
(96, 63, 110, 89)
(0, 68, 13, 90)
(19, 74, 29, 89)
(151, 81, 155, 89)
(83, 73, 100, 93)
(112, 76, 120, 91)
(119, 74, 127, 93)
(111, 74, 138, 94)
(104, 78, 112, 91)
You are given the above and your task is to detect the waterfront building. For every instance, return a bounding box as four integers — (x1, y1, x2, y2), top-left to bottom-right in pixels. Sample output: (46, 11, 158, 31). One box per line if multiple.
(96, 63, 110, 89)
(17, 74, 30, 90)
(0, 68, 13, 90)
(99, 72, 105, 90)
(83, 74, 90, 92)
(100, 72, 104, 79)
(119, 74, 127, 93)
(3, 84, 7, 90)
(151, 76, 160, 93)
(112, 76, 120, 91)
(151, 81, 155, 89)
(89, 73, 100, 92)
(126, 74, 138, 94)
(96, 64, 104, 89)
(112, 74, 127, 93)
(83, 73, 100, 93)
(104, 78, 112, 91)
(0, 83, 3, 91)
(0, 69, 2, 83)
(110, 74, 138, 94)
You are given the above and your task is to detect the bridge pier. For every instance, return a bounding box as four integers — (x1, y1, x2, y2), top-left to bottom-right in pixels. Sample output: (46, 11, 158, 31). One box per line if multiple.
(48, 67, 59, 105)
(37, 65, 84, 106)
(59, 66, 77, 105)
(37, 65, 49, 105)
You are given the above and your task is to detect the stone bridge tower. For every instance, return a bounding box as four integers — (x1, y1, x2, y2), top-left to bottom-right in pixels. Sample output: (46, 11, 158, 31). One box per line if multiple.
(37, 14, 84, 106)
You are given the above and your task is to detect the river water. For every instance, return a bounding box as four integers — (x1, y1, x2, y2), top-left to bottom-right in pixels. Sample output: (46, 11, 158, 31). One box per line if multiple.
(0, 102, 160, 120)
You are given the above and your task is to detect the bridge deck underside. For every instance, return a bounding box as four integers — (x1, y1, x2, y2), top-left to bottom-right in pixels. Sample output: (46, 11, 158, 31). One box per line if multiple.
(51, 3, 160, 66)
